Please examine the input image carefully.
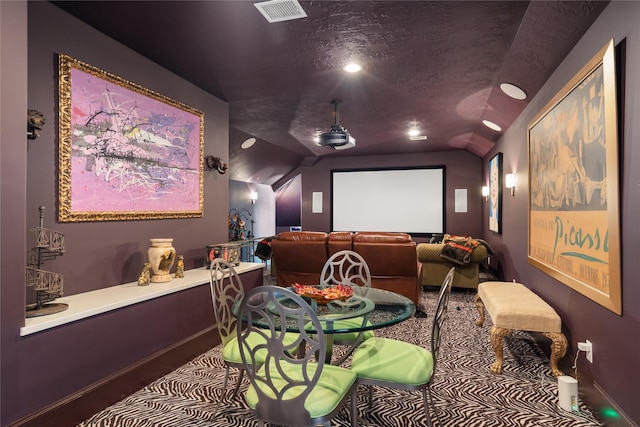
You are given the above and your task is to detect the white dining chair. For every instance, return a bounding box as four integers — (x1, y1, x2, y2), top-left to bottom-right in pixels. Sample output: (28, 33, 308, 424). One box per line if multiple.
(320, 250, 375, 346)
(349, 267, 456, 427)
(209, 258, 298, 414)
(238, 285, 358, 426)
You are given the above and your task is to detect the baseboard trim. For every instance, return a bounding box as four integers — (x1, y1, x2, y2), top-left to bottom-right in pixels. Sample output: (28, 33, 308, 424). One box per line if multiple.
(591, 381, 637, 427)
(9, 327, 220, 427)
(529, 333, 635, 427)
(570, 359, 636, 427)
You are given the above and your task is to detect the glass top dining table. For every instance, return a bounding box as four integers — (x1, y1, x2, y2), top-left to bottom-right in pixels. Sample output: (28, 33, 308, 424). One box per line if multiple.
(233, 285, 416, 364)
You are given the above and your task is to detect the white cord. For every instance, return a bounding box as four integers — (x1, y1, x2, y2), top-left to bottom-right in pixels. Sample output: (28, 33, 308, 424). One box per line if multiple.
(569, 349, 584, 415)
(572, 348, 581, 378)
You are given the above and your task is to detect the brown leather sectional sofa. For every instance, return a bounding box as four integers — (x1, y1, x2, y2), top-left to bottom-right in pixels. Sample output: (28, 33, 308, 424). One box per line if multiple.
(271, 231, 420, 305)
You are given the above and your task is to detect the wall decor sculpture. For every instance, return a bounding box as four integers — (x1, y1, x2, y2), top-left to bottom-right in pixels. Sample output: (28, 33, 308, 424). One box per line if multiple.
(58, 54, 204, 222)
(27, 109, 46, 140)
(26, 206, 68, 317)
(488, 152, 503, 234)
(527, 40, 621, 314)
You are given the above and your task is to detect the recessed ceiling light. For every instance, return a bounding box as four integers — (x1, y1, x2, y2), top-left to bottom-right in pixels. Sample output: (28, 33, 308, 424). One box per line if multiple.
(500, 82, 527, 100)
(482, 120, 502, 132)
(409, 135, 427, 141)
(241, 137, 256, 149)
(344, 63, 362, 73)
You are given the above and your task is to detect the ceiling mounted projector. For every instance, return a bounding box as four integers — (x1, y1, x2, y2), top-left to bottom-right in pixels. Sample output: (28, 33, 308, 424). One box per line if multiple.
(316, 100, 356, 150)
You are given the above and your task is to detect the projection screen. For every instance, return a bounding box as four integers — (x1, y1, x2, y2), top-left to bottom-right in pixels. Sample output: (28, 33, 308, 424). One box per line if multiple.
(331, 167, 446, 235)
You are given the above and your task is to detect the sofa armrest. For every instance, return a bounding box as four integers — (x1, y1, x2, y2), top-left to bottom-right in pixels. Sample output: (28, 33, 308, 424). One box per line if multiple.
(416, 243, 445, 263)
(417, 242, 489, 264)
(469, 244, 489, 263)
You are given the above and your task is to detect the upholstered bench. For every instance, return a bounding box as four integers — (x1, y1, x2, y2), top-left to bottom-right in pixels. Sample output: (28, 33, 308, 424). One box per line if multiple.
(474, 281, 568, 377)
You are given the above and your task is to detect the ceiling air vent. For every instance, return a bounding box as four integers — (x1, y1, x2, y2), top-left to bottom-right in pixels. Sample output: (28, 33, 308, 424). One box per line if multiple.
(254, 0, 307, 23)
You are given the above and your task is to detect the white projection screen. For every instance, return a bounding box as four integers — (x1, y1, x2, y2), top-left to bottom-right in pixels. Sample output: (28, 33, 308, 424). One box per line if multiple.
(331, 167, 446, 235)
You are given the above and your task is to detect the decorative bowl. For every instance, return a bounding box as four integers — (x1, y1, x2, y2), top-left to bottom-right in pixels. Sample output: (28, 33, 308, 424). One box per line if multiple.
(291, 283, 354, 305)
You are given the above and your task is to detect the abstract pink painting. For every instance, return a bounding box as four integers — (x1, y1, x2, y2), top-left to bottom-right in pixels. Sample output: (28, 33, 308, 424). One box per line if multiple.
(58, 54, 204, 222)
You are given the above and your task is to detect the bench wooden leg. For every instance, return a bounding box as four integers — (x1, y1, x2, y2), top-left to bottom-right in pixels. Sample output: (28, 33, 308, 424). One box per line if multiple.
(543, 332, 568, 377)
(474, 294, 485, 327)
(489, 326, 512, 374)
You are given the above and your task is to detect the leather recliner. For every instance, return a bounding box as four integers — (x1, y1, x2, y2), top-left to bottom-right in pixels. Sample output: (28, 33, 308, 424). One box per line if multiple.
(271, 231, 420, 305)
(270, 231, 329, 287)
(351, 232, 420, 306)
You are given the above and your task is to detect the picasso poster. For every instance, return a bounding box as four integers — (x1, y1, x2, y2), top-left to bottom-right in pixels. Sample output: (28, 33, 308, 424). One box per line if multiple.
(527, 40, 621, 314)
(58, 54, 204, 222)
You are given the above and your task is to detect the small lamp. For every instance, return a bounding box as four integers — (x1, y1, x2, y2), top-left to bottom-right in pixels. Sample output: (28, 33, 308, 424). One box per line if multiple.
(505, 173, 516, 196)
(481, 186, 489, 201)
(250, 191, 258, 204)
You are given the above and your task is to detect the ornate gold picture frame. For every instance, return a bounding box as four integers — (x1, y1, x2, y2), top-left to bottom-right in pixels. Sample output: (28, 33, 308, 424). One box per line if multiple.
(58, 54, 204, 222)
(527, 40, 621, 314)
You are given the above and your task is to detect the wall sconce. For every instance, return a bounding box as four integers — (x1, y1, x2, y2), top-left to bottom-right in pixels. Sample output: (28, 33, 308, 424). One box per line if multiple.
(481, 186, 489, 201)
(505, 173, 516, 196)
(250, 191, 258, 204)
(27, 109, 46, 140)
(205, 155, 228, 174)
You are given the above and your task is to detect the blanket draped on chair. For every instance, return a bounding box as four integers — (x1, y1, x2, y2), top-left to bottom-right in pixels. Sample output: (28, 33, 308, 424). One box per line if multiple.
(439, 235, 494, 266)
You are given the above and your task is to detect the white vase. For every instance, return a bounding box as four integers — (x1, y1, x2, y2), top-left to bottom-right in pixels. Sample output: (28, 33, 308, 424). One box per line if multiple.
(148, 238, 176, 283)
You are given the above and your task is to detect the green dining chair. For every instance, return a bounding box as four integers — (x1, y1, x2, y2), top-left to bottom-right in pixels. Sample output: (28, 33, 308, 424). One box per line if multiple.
(238, 285, 358, 427)
(349, 267, 456, 427)
(319, 250, 375, 348)
(209, 258, 254, 413)
(209, 258, 298, 413)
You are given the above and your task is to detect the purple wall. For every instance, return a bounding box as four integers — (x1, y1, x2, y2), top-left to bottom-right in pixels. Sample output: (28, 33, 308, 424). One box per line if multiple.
(1, 2, 29, 426)
(299, 151, 483, 240)
(2, 1, 639, 426)
(1, 3, 234, 425)
(26, 3, 230, 295)
(481, 3, 640, 423)
(276, 174, 302, 230)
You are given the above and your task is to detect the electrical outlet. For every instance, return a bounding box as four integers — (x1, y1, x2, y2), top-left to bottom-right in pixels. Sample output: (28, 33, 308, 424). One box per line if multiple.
(578, 340, 593, 363)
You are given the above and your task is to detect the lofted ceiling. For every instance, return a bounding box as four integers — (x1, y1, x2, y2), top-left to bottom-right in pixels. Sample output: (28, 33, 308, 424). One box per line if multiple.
(53, 0, 608, 187)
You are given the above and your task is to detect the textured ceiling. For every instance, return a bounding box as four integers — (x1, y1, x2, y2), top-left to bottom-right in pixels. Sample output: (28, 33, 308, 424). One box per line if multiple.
(53, 1, 608, 186)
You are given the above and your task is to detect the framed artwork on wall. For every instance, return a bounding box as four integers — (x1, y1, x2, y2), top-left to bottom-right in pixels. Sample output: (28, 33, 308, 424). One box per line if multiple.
(527, 39, 621, 314)
(58, 54, 204, 222)
(488, 152, 502, 234)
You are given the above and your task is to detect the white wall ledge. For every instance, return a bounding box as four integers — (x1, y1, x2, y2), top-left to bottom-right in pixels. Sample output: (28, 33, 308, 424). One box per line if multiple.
(21, 263, 264, 336)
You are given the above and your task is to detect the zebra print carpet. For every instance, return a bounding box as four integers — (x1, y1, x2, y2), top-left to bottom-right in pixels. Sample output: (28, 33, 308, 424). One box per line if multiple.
(78, 287, 603, 427)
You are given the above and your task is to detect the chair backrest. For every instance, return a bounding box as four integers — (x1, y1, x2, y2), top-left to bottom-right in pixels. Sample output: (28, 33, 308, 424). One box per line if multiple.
(237, 286, 325, 426)
(209, 258, 245, 348)
(430, 267, 455, 372)
(320, 249, 371, 290)
(271, 231, 329, 286)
